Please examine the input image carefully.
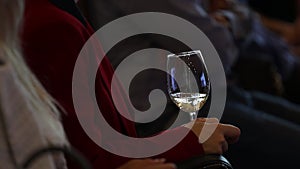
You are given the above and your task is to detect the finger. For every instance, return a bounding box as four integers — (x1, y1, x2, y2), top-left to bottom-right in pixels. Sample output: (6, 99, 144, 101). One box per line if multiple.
(148, 163, 177, 169)
(222, 140, 229, 153)
(153, 158, 166, 163)
(135, 159, 161, 164)
(197, 118, 219, 123)
(220, 124, 241, 144)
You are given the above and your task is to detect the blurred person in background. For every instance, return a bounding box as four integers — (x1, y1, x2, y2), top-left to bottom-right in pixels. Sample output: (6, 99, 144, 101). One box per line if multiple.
(244, 0, 300, 103)
(246, 0, 300, 57)
(247, 0, 298, 43)
(197, 1, 300, 168)
(201, 0, 300, 103)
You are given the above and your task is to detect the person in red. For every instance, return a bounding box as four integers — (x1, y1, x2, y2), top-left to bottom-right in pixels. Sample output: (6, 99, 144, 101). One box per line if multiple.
(22, 0, 240, 168)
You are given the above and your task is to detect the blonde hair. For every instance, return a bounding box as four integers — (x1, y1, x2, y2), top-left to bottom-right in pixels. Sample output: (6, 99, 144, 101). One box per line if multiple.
(0, 0, 61, 119)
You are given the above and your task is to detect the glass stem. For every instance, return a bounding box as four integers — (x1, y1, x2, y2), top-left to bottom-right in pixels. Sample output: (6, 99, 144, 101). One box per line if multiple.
(189, 112, 197, 121)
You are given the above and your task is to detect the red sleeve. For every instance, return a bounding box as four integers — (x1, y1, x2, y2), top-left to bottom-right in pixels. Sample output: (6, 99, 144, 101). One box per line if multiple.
(22, 17, 89, 114)
(22, 7, 108, 167)
(158, 127, 204, 162)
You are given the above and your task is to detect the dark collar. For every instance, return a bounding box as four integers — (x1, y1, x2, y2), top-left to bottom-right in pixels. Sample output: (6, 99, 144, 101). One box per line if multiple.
(49, 0, 87, 27)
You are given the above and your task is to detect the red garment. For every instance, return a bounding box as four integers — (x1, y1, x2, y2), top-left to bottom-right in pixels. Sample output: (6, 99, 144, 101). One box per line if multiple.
(22, 0, 204, 168)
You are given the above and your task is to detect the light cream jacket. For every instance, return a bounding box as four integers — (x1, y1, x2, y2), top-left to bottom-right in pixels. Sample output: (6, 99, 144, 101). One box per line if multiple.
(0, 62, 67, 169)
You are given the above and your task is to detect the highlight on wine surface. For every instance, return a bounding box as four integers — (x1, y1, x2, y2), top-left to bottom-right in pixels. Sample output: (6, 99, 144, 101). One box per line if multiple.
(167, 50, 210, 121)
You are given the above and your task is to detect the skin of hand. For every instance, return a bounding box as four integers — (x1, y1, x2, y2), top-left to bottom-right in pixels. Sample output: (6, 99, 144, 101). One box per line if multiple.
(117, 159, 177, 169)
(183, 118, 240, 154)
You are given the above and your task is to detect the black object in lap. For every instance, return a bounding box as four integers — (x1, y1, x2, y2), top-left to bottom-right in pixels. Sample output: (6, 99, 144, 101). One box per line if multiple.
(176, 155, 233, 169)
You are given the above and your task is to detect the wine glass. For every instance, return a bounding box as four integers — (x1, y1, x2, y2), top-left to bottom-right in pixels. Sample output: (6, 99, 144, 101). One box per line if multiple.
(167, 50, 210, 121)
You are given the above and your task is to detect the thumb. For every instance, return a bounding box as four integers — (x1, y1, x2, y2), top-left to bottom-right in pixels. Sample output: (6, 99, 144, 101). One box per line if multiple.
(221, 124, 241, 144)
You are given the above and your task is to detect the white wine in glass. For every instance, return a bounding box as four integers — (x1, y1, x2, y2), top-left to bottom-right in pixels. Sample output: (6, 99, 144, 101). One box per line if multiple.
(167, 50, 210, 121)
